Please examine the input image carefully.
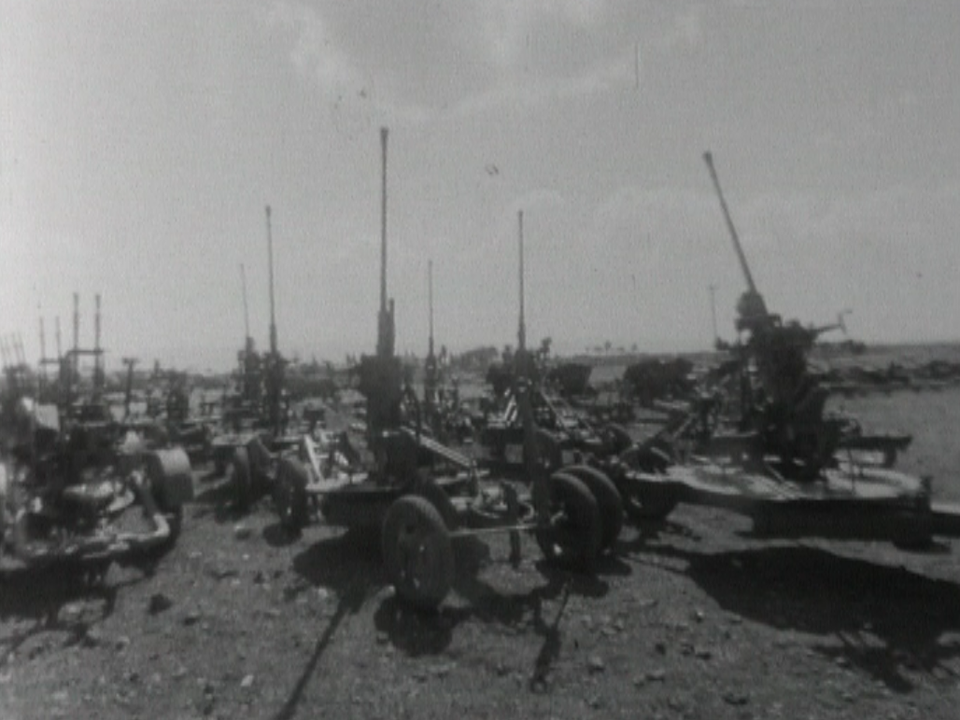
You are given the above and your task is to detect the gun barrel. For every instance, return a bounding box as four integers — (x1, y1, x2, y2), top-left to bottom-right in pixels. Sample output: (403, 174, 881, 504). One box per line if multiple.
(380, 126, 389, 316)
(518, 209, 526, 352)
(703, 151, 757, 294)
(428, 259, 434, 358)
(240, 263, 250, 343)
(376, 126, 394, 358)
(266, 205, 277, 357)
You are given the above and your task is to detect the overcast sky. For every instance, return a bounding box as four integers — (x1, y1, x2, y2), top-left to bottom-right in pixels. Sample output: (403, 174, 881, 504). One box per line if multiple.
(2, 1, 958, 372)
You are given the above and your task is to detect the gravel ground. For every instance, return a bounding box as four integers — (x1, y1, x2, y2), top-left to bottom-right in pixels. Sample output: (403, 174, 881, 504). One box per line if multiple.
(3, 387, 960, 719)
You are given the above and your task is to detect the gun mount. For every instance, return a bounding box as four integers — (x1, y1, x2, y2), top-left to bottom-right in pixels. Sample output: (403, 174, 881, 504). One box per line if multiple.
(1, 300, 193, 572)
(208, 208, 305, 509)
(357, 127, 405, 443)
(268, 139, 623, 610)
(700, 151, 907, 474)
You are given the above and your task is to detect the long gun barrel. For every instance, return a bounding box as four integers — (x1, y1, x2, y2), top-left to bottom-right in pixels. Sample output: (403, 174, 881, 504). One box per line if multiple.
(703, 151, 757, 295)
(240, 263, 250, 344)
(427, 259, 434, 360)
(377, 126, 395, 358)
(266, 205, 277, 358)
(359, 127, 401, 438)
(517, 210, 526, 353)
(380, 127, 388, 319)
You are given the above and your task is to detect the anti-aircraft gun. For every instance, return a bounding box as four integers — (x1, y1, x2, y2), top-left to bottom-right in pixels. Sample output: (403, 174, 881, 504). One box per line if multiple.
(415, 260, 473, 443)
(356, 129, 406, 445)
(350, 128, 472, 482)
(266, 129, 625, 611)
(0, 298, 192, 574)
(477, 213, 633, 474)
(209, 208, 301, 511)
(272, 126, 483, 532)
(422, 259, 440, 434)
(698, 151, 909, 473)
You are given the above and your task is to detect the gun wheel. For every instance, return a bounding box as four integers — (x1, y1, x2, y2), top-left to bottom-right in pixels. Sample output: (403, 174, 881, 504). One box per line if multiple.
(231, 447, 253, 512)
(382, 495, 454, 611)
(413, 478, 459, 530)
(559, 465, 623, 553)
(535, 472, 601, 572)
(275, 457, 310, 534)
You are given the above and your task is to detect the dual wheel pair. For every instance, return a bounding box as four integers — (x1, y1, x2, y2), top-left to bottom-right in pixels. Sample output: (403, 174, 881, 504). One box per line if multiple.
(230, 444, 293, 518)
(382, 465, 623, 611)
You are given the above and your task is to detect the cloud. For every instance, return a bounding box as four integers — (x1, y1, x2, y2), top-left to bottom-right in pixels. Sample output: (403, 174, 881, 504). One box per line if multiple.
(807, 182, 960, 249)
(669, 6, 704, 48)
(443, 47, 635, 120)
(648, 4, 705, 53)
(270, 2, 367, 95)
(477, 0, 608, 68)
(269, 0, 634, 128)
(594, 185, 725, 258)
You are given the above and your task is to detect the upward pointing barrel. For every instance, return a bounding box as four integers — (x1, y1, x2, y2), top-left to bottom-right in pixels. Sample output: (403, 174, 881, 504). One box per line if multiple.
(703, 151, 757, 295)
(266, 205, 277, 357)
(518, 209, 525, 352)
(380, 126, 388, 317)
(376, 127, 394, 358)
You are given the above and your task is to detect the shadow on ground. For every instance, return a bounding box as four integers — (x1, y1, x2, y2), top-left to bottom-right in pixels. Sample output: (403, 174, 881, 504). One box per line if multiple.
(627, 537, 960, 692)
(271, 528, 384, 720)
(192, 470, 272, 525)
(273, 527, 625, 712)
(373, 535, 620, 690)
(0, 563, 142, 669)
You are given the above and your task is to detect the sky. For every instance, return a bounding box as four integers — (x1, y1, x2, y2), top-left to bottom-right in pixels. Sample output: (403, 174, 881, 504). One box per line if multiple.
(1, 0, 959, 373)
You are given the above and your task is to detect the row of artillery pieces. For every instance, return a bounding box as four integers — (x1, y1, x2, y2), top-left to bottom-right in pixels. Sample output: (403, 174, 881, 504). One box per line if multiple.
(6, 341, 960, 612)
(114, 317, 948, 611)
(4, 134, 960, 612)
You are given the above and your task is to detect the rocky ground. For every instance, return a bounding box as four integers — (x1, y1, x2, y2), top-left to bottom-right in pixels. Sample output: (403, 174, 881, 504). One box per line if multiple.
(3, 388, 960, 719)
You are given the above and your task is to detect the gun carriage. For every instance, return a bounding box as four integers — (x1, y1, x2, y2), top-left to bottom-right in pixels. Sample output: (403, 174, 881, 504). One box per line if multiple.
(266, 129, 626, 610)
(604, 153, 960, 549)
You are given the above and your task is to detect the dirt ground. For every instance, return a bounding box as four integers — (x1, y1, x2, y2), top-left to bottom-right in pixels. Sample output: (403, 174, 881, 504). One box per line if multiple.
(3, 387, 960, 719)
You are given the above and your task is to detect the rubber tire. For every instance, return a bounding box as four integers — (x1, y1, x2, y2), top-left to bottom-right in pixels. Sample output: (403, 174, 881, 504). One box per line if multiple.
(232, 447, 253, 512)
(535, 472, 601, 573)
(560, 465, 623, 553)
(275, 456, 310, 534)
(381, 495, 454, 611)
(413, 479, 459, 531)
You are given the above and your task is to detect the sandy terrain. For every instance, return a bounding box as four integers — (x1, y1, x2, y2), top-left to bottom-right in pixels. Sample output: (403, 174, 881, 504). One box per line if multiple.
(2, 386, 960, 720)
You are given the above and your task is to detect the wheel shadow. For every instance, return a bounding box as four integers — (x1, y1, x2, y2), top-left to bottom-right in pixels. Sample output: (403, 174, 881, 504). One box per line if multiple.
(271, 528, 384, 720)
(373, 533, 618, 689)
(190, 475, 237, 522)
(616, 516, 704, 552)
(0, 563, 140, 669)
(279, 525, 626, 704)
(262, 521, 300, 548)
(625, 538, 960, 692)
